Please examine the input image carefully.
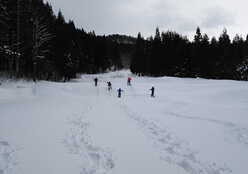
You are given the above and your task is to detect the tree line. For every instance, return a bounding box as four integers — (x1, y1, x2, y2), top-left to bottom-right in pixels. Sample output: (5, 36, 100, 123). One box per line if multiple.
(1, 0, 248, 82)
(131, 27, 248, 80)
(0, 0, 123, 82)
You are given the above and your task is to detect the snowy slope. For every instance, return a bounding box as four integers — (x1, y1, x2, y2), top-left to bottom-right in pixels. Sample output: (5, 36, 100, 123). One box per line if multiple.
(1, 70, 248, 174)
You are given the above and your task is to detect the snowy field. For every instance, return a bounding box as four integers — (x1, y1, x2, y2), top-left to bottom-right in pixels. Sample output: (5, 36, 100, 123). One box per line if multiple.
(1, 70, 248, 174)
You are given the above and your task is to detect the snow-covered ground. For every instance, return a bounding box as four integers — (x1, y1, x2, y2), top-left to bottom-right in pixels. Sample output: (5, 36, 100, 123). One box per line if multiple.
(1, 70, 248, 174)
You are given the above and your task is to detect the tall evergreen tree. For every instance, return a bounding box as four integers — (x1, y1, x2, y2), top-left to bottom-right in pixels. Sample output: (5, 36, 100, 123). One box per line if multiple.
(131, 32, 145, 75)
(0, 0, 9, 71)
(232, 34, 244, 65)
(29, 0, 54, 81)
(235, 34, 248, 80)
(53, 10, 66, 81)
(218, 28, 233, 79)
(150, 27, 162, 76)
(192, 26, 203, 77)
(209, 36, 219, 78)
(161, 31, 188, 76)
(161, 31, 172, 76)
(201, 33, 211, 78)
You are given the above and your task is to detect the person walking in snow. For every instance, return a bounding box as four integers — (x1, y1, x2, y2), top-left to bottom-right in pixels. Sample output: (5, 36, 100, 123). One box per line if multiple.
(150, 86, 155, 97)
(117, 88, 124, 98)
(94, 77, 98, 87)
(127, 77, 131, 86)
(107, 81, 112, 90)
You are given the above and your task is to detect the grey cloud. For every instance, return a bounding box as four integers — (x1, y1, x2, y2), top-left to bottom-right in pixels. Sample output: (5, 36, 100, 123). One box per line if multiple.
(47, 0, 246, 39)
(200, 6, 236, 28)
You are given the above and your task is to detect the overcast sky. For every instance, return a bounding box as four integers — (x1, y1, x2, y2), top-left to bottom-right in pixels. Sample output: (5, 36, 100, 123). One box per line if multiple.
(46, 0, 248, 41)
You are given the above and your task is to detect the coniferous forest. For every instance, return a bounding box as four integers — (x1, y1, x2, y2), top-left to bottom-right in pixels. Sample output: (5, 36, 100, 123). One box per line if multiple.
(1, 0, 248, 82)
(0, 0, 123, 82)
(131, 28, 248, 80)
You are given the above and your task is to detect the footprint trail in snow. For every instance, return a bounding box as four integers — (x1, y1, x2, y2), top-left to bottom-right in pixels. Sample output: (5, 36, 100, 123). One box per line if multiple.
(117, 102, 233, 174)
(63, 102, 115, 174)
(0, 139, 17, 174)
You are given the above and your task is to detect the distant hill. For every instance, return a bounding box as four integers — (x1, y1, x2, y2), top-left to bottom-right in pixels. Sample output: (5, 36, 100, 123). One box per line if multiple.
(106, 34, 136, 44)
(106, 34, 136, 69)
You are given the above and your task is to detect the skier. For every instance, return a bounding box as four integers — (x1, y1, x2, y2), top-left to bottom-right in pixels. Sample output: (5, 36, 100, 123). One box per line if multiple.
(127, 77, 131, 85)
(94, 77, 98, 86)
(117, 88, 124, 98)
(107, 81, 112, 90)
(150, 86, 155, 97)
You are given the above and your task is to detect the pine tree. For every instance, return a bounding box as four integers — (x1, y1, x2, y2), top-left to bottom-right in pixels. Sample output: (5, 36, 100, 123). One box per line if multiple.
(218, 28, 233, 79)
(209, 36, 218, 78)
(236, 34, 248, 80)
(192, 26, 203, 77)
(150, 27, 162, 76)
(194, 26, 202, 43)
(233, 34, 247, 80)
(0, 0, 9, 71)
(30, 0, 54, 81)
(161, 31, 171, 76)
(131, 32, 145, 75)
(53, 10, 66, 81)
(201, 33, 211, 78)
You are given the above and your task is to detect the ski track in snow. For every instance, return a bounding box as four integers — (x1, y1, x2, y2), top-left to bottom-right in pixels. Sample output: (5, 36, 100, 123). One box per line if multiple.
(163, 107, 248, 149)
(116, 101, 233, 174)
(0, 139, 17, 174)
(63, 102, 115, 174)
